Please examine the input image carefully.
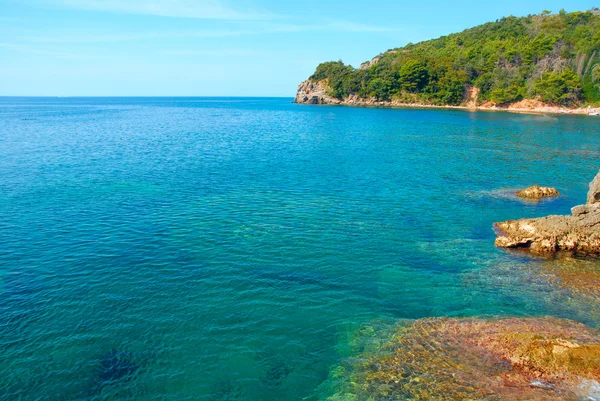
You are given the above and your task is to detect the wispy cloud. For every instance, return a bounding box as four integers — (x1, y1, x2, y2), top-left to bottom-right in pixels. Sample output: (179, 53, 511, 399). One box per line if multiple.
(46, 0, 274, 20)
(21, 30, 245, 44)
(19, 21, 401, 45)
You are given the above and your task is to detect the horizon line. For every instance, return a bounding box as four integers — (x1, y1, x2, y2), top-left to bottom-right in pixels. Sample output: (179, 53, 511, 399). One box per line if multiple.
(0, 95, 296, 98)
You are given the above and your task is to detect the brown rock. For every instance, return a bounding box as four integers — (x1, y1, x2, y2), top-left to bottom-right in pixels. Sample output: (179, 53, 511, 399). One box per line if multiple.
(494, 212, 600, 253)
(495, 170, 600, 254)
(515, 185, 559, 199)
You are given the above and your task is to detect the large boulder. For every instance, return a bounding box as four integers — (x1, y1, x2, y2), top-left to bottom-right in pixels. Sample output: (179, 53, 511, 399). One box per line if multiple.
(495, 170, 600, 254)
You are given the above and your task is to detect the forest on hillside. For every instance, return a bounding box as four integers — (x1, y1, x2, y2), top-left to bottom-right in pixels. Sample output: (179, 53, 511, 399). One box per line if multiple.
(308, 9, 600, 106)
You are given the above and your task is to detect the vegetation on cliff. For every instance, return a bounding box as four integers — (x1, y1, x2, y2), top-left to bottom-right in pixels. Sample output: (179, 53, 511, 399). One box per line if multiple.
(308, 9, 600, 106)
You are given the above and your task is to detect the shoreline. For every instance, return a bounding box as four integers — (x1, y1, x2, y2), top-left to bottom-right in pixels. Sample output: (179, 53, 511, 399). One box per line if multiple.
(295, 98, 600, 116)
(294, 80, 600, 116)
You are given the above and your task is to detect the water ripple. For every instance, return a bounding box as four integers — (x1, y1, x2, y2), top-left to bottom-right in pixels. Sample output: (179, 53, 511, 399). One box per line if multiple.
(1, 97, 599, 400)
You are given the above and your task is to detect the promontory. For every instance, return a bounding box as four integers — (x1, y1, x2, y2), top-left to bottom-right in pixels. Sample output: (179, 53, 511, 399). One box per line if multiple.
(295, 9, 600, 115)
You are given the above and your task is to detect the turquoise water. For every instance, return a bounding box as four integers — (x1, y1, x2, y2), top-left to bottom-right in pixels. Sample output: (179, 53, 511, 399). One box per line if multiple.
(1, 97, 599, 400)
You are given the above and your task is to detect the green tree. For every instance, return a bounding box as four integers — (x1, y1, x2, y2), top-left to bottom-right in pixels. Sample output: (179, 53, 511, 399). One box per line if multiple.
(435, 71, 468, 104)
(593, 65, 600, 83)
(532, 69, 582, 105)
(489, 85, 523, 104)
(398, 60, 430, 92)
(367, 78, 392, 100)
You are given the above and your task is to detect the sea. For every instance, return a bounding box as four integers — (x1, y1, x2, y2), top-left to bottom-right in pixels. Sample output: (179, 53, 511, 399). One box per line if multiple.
(1, 96, 599, 400)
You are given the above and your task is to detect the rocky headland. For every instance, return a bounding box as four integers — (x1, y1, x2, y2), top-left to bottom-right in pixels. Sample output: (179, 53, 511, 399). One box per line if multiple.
(295, 79, 600, 116)
(494, 170, 600, 254)
(295, 11, 600, 117)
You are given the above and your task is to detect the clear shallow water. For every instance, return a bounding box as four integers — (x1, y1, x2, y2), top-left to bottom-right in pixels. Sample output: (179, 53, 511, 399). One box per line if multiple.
(0, 97, 599, 400)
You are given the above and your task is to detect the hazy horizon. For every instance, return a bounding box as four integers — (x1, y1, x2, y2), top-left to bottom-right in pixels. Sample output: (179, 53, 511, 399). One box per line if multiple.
(1, 0, 598, 97)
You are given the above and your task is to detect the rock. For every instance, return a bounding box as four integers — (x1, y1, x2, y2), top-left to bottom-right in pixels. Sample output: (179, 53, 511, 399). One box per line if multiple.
(587, 171, 600, 205)
(359, 55, 382, 70)
(324, 317, 600, 401)
(515, 185, 559, 199)
(571, 204, 599, 216)
(495, 170, 600, 254)
(494, 208, 600, 253)
(537, 256, 600, 303)
(294, 80, 341, 105)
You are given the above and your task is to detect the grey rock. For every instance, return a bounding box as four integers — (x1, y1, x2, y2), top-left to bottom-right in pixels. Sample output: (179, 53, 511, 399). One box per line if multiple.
(294, 80, 341, 105)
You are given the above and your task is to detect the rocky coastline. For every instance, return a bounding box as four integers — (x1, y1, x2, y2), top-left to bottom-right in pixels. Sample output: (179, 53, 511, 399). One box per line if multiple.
(494, 170, 600, 254)
(295, 79, 600, 116)
(296, 86, 600, 398)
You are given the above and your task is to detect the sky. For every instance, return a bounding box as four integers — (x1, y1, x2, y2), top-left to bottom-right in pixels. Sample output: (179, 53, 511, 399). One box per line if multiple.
(0, 0, 598, 96)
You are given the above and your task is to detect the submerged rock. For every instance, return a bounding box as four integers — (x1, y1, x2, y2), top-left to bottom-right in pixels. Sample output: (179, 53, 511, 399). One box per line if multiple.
(495, 170, 600, 254)
(539, 257, 600, 300)
(515, 185, 559, 199)
(95, 350, 138, 388)
(321, 317, 600, 401)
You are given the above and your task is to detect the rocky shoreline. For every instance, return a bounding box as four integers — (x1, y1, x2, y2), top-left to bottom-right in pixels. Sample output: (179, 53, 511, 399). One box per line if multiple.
(295, 80, 600, 116)
(295, 80, 600, 399)
(494, 170, 600, 254)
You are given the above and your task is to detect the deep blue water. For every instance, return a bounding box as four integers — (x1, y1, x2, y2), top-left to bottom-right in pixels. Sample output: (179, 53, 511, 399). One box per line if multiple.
(1, 97, 599, 400)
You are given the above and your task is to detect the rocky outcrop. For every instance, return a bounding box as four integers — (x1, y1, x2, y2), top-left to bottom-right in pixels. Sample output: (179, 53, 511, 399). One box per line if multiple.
(294, 81, 398, 107)
(359, 55, 382, 70)
(515, 185, 559, 199)
(494, 213, 600, 253)
(494, 170, 600, 254)
(294, 80, 341, 105)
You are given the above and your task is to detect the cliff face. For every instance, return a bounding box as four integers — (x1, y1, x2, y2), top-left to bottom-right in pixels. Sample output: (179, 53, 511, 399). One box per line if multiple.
(294, 80, 340, 105)
(294, 80, 403, 107)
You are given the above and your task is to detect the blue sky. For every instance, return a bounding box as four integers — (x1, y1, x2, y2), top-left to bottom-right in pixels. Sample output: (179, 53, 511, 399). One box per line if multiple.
(1, 0, 598, 96)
